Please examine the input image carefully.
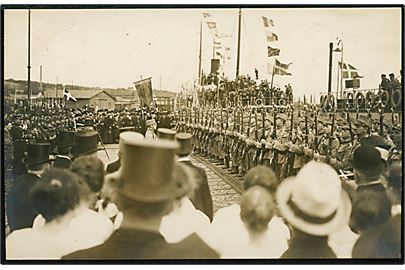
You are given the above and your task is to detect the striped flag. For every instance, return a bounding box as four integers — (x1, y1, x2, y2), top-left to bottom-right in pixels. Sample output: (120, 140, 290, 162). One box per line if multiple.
(262, 16, 274, 27)
(267, 46, 280, 57)
(266, 31, 278, 42)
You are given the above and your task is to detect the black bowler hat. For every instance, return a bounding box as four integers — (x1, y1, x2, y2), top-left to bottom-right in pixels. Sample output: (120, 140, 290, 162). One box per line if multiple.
(56, 130, 75, 148)
(350, 146, 386, 177)
(73, 130, 100, 157)
(23, 143, 53, 166)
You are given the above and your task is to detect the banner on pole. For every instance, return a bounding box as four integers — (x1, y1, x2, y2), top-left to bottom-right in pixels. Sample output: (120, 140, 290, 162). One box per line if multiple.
(133, 77, 153, 108)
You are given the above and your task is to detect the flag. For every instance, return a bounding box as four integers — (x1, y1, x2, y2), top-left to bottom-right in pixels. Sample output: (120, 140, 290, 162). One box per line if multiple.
(216, 51, 224, 58)
(275, 59, 292, 70)
(63, 88, 77, 102)
(266, 31, 278, 42)
(213, 41, 221, 45)
(339, 61, 363, 79)
(202, 12, 212, 18)
(207, 21, 216, 29)
(262, 16, 274, 27)
(224, 47, 230, 51)
(134, 77, 153, 108)
(274, 66, 292, 76)
(267, 46, 280, 57)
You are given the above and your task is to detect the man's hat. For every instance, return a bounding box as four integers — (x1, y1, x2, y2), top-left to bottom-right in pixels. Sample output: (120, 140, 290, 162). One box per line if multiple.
(276, 161, 351, 236)
(119, 127, 136, 134)
(118, 132, 180, 202)
(145, 119, 156, 126)
(23, 143, 54, 166)
(350, 145, 386, 177)
(175, 133, 193, 155)
(157, 128, 177, 140)
(276, 114, 287, 122)
(56, 130, 75, 149)
(356, 115, 372, 129)
(339, 130, 351, 144)
(72, 129, 100, 157)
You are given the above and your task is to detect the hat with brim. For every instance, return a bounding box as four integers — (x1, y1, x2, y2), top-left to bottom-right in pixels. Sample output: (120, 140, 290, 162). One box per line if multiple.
(157, 128, 177, 141)
(56, 130, 75, 149)
(118, 132, 181, 202)
(72, 130, 102, 156)
(175, 133, 193, 155)
(276, 161, 351, 236)
(349, 145, 386, 176)
(23, 143, 54, 166)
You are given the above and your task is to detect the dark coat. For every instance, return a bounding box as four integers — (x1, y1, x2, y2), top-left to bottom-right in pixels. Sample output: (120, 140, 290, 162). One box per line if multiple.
(6, 173, 40, 232)
(281, 233, 336, 259)
(63, 228, 219, 259)
(180, 160, 213, 222)
(106, 158, 120, 174)
(352, 215, 401, 258)
(53, 155, 72, 169)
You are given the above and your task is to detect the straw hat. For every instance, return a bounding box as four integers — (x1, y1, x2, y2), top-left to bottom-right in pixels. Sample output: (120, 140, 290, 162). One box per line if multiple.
(276, 161, 351, 236)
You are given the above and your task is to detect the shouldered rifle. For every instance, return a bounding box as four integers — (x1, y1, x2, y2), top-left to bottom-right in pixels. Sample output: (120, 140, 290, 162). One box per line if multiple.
(328, 112, 336, 157)
(255, 108, 259, 141)
(379, 101, 384, 136)
(347, 112, 354, 144)
(272, 105, 277, 139)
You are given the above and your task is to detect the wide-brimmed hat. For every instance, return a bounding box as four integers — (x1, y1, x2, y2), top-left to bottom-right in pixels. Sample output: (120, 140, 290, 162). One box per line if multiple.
(157, 128, 177, 140)
(350, 145, 386, 176)
(23, 143, 54, 166)
(276, 161, 351, 236)
(175, 133, 193, 155)
(118, 132, 180, 202)
(72, 129, 101, 156)
(55, 130, 75, 149)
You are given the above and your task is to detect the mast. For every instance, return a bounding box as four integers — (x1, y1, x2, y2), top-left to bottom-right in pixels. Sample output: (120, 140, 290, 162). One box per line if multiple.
(235, 8, 242, 78)
(27, 9, 32, 105)
(198, 20, 203, 85)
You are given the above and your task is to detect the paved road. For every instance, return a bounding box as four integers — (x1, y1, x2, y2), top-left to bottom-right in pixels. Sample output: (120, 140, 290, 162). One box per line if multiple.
(98, 144, 240, 213)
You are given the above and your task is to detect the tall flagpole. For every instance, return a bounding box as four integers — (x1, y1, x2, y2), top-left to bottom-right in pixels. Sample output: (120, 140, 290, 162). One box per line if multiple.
(235, 8, 242, 78)
(340, 41, 344, 98)
(27, 9, 32, 105)
(198, 20, 203, 85)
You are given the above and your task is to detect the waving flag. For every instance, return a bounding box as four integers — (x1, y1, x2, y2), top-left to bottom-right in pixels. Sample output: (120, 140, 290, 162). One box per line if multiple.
(275, 59, 293, 70)
(266, 31, 278, 42)
(202, 12, 212, 18)
(267, 46, 280, 57)
(207, 21, 217, 29)
(339, 62, 363, 79)
(64, 88, 77, 102)
(262, 16, 274, 27)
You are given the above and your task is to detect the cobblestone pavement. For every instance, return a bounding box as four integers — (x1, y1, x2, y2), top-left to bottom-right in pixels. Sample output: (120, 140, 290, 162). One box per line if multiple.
(98, 144, 241, 214)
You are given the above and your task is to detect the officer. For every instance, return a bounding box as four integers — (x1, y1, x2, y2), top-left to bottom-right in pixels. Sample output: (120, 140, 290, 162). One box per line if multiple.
(145, 119, 157, 140)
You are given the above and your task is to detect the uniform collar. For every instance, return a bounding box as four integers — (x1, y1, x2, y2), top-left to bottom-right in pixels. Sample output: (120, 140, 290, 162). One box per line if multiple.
(27, 170, 42, 178)
(177, 156, 191, 162)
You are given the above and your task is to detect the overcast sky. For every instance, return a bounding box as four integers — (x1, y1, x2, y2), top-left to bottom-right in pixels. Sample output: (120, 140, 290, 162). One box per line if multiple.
(4, 7, 401, 98)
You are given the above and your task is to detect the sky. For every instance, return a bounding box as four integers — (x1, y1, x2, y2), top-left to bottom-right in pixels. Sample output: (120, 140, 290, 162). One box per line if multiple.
(4, 7, 402, 99)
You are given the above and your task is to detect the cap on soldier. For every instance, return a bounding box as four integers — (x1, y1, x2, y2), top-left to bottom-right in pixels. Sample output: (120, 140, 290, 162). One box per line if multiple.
(339, 130, 351, 143)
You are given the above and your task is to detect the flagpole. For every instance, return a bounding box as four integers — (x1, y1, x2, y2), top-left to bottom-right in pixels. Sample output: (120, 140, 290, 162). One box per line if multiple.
(235, 8, 242, 78)
(198, 20, 203, 85)
(27, 9, 32, 106)
(340, 41, 344, 99)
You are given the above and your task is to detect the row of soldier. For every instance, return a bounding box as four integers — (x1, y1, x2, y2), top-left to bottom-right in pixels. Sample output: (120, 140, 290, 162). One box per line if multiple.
(176, 105, 402, 181)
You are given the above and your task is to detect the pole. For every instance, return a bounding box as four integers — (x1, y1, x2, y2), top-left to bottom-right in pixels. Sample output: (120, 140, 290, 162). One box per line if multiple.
(340, 42, 344, 98)
(328, 42, 333, 94)
(40, 65, 43, 92)
(235, 8, 242, 78)
(27, 9, 32, 105)
(198, 20, 203, 85)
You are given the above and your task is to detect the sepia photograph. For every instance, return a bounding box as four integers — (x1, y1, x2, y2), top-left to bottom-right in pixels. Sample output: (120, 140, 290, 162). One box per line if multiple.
(1, 4, 403, 263)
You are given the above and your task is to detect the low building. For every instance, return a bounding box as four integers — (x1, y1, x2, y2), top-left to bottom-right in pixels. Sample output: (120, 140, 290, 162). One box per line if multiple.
(43, 89, 116, 111)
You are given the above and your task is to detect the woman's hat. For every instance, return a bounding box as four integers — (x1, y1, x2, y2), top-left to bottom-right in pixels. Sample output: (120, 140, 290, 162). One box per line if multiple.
(157, 128, 177, 140)
(118, 132, 180, 202)
(276, 161, 351, 236)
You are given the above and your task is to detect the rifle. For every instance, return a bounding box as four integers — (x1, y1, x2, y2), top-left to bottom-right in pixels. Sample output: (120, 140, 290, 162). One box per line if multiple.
(347, 112, 354, 144)
(328, 112, 336, 157)
(313, 106, 319, 157)
(379, 101, 384, 136)
(286, 106, 295, 176)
